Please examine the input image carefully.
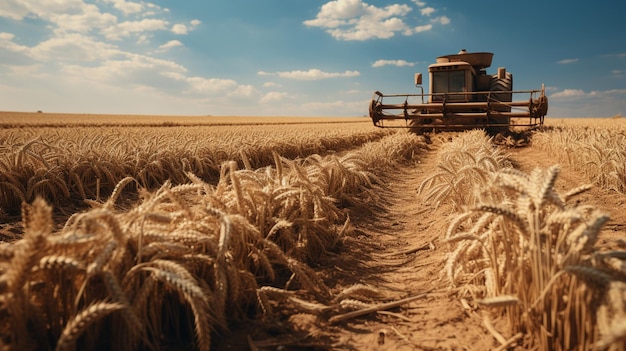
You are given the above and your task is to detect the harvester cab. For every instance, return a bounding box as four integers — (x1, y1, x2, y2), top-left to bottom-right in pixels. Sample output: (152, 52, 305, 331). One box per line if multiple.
(369, 50, 548, 131)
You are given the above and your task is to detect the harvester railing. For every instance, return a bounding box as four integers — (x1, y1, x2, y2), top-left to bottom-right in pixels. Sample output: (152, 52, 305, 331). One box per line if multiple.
(369, 87, 548, 129)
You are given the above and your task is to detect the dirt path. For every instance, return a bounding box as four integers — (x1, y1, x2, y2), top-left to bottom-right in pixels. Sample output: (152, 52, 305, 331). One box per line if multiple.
(319, 146, 500, 351)
(227, 135, 626, 351)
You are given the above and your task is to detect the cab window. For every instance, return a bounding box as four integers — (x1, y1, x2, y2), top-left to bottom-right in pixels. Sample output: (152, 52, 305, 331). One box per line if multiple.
(432, 70, 466, 101)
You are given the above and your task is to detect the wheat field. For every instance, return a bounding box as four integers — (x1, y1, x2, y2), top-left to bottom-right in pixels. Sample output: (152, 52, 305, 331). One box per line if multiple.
(0, 112, 624, 350)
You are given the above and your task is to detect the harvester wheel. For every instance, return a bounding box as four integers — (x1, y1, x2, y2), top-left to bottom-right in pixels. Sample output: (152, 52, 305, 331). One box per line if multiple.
(489, 72, 513, 128)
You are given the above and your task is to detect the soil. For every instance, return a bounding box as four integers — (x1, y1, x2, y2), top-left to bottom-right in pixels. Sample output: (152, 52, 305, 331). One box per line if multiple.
(218, 134, 626, 351)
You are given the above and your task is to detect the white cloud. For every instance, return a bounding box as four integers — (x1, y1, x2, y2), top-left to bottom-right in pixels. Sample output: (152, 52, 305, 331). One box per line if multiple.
(263, 82, 281, 88)
(260, 68, 360, 80)
(550, 88, 626, 100)
(0, 0, 261, 116)
(106, 0, 144, 15)
(548, 88, 626, 117)
(612, 70, 625, 78)
(414, 24, 432, 33)
(432, 16, 450, 25)
(0, 1, 117, 34)
(260, 91, 289, 103)
(186, 77, 236, 93)
(31, 33, 122, 62)
(1, 31, 121, 63)
(557, 58, 579, 64)
(62, 54, 187, 83)
(102, 19, 169, 40)
(420, 7, 435, 16)
(304, 0, 413, 40)
(0, 32, 28, 54)
(412, 0, 426, 6)
(550, 89, 587, 99)
(372, 59, 415, 67)
(158, 40, 183, 51)
(170, 20, 202, 35)
(0, 1, 29, 20)
(171, 24, 188, 34)
(304, 0, 449, 40)
(229, 84, 257, 98)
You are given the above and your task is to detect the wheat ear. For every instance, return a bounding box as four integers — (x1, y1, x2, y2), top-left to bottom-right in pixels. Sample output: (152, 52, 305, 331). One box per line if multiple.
(143, 267, 212, 351)
(55, 302, 124, 351)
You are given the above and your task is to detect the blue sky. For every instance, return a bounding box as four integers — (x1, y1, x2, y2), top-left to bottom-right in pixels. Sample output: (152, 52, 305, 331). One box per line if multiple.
(0, 0, 625, 117)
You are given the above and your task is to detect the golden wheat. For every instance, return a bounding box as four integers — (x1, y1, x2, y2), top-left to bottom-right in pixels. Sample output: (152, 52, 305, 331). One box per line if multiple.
(0, 128, 428, 350)
(534, 120, 626, 194)
(430, 129, 626, 351)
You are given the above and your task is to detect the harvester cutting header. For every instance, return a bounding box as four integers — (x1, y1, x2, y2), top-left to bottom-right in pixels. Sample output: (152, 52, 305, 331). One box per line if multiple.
(369, 50, 548, 131)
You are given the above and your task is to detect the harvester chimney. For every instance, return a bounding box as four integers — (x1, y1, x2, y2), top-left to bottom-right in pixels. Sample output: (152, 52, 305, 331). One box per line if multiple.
(497, 67, 506, 80)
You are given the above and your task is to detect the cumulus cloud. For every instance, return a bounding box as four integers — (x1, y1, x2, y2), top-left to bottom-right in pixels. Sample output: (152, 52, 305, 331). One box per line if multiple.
(63, 53, 187, 83)
(171, 20, 201, 35)
(171, 24, 188, 34)
(102, 19, 169, 40)
(414, 24, 432, 33)
(0, 1, 117, 34)
(185, 77, 239, 94)
(263, 82, 281, 88)
(32, 34, 122, 62)
(557, 58, 579, 64)
(548, 88, 626, 117)
(304, 0, 412, 40)
(0, 31, 122, 63)
(550, 88, 626, 100)
(432, 16, 450, 25)
(0, 0, 258, 115)
(260, 91, 289, 103)
(372, 59, 415, 67)
(259, 68, 360, 80)
(106, 0, 144, 15)
(550, 89, 588, 99)
(304, 0, 449, 40)
(420, 7, 435, 16)
(158, 40, 183, 51)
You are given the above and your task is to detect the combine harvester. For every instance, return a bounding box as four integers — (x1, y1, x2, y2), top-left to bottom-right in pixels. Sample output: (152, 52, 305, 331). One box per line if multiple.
(369, 50, 548, 131)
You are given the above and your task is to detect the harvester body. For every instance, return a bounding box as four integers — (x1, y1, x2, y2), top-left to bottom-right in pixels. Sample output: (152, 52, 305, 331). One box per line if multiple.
(369, 50, 548, 130)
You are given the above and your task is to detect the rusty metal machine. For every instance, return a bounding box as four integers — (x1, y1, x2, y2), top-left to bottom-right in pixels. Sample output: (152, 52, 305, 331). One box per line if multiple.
(368, 50, 548, 131)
